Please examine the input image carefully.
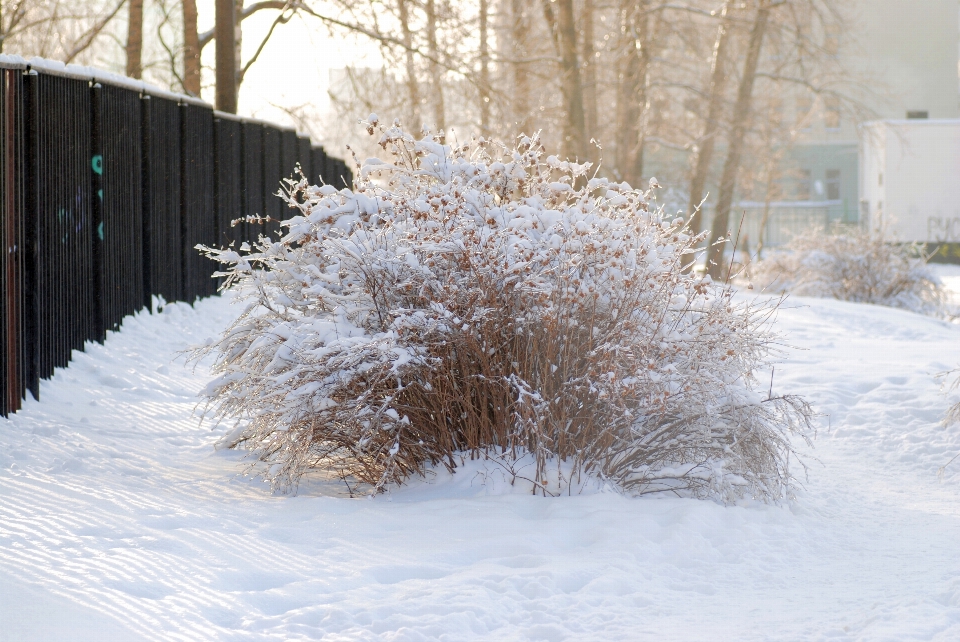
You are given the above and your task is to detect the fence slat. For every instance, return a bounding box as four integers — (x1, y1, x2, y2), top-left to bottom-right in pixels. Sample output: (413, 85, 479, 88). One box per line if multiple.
(23, 70, 40, 403)
(241, 121, 263, 247)
(297, 136, 312, 184)
(143, 95, 182, 305)
(181, 103, 216, 302)
(262, 125, 281, 240)
(34, 73, 95, 378)
(97, 83, 143, 331)
(214, 117, 242, 251)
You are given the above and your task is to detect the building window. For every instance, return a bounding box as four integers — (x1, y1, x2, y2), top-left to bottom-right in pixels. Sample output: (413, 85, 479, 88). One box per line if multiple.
(797, 169, 812, 200)
(906, 110, 928, 119)
(825, 96, 841, 129)
(826, 169, 841, 200)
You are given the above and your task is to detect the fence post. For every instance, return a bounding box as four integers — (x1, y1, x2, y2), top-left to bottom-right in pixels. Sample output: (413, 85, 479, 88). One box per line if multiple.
(89, 82, 105, 343)
(23, 70, 39, 401)
(1, 69, 21, 415)
(179, 103, 189, 302)
(140, 94, 153, 310)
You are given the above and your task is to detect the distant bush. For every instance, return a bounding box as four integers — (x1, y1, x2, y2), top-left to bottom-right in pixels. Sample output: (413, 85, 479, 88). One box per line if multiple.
(194, 119, 813, 502)
(750, 228, 945, 316)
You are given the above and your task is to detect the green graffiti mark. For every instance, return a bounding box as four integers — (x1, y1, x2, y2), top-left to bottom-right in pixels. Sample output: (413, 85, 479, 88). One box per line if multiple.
(92, 155, 103, 175)
(98, 189, 103, 201)
(97, 222, 103, 241)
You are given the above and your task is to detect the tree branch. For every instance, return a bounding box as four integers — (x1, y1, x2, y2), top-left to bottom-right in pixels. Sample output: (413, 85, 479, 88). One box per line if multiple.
(238, 1, 295, 85)
(200, 0, 293, 51)
(63, 0, 127, 64)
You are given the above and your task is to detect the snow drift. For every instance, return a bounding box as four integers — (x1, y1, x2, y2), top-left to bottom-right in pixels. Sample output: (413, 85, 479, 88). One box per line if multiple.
(194, 120, 813, 501)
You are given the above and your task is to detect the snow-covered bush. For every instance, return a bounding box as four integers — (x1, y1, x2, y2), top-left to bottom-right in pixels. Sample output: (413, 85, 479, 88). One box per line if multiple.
(193, 120, 813, 501)
(750, 228, 945, 316)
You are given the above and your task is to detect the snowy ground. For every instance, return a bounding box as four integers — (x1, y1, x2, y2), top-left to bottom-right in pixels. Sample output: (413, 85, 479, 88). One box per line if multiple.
(2, 271, 960, 641)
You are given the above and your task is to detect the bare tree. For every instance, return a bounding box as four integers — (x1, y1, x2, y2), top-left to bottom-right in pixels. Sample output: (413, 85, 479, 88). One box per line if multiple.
(706, 0, 777, 279)
(509, 0, 531, 135)
(182, 1, 303, 107)
(478, 0, 490, 136)
(398, 0, 421, 128)
(258, 0, 864, 222)
(1, 0, 127, 63)
(542, 0, 586, 160)
(581, 0, 597, 160)
(614, 0, 657, 186)
(425, 0, 445, 131)
(686, 0, 734, 238)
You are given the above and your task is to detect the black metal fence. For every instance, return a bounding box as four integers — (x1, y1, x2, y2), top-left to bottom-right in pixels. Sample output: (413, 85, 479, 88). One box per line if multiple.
(0, 62, 352, 416)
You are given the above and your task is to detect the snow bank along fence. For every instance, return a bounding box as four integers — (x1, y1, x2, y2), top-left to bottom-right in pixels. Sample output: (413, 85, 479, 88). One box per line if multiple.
(0, 61, 352, 416)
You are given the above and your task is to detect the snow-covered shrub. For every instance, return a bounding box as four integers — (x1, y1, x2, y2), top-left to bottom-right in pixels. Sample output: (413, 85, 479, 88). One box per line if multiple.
(750, 228, 945, 316)
(193, 119, 813, 501)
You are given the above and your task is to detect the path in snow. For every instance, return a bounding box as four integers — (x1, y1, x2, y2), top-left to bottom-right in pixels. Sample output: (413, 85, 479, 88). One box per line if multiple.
(1, 283, 959, 641)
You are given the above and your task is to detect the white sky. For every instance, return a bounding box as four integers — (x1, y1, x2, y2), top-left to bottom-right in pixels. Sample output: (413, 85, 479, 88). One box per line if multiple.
(194, 2, 382, 130)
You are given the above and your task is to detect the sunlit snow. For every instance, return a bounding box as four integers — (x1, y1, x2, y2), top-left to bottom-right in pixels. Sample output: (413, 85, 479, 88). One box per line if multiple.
(1, 268, 959, 641)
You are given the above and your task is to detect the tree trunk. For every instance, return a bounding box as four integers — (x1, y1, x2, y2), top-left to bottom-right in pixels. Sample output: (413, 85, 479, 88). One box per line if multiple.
(755, 152, 783, 260)
(687, 0, 733, 239)
(706, 0, 774, 279)
(581, 0, 596, 161)
(425, 0, 445, 132)
(235, 0, 244, 84)
(615, 0, 650, 187)
(125, 0, 143, 78)
(215, 0, 237, 112)
(182, 0, 201, 96)
(632, 5, 653, 183)
(479, 0, 490, 136)
(616, 3, 637, 182)
(398, 0, 421, 130)
(556, 0, 585, 160)
(510, 0, 530, 135)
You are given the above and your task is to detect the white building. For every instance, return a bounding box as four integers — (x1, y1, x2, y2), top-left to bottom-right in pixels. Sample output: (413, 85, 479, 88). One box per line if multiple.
(859, 119, 960, 246)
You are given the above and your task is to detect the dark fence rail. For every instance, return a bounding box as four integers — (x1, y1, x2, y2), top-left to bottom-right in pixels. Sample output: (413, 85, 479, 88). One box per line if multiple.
(0, 61, 352, 416)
